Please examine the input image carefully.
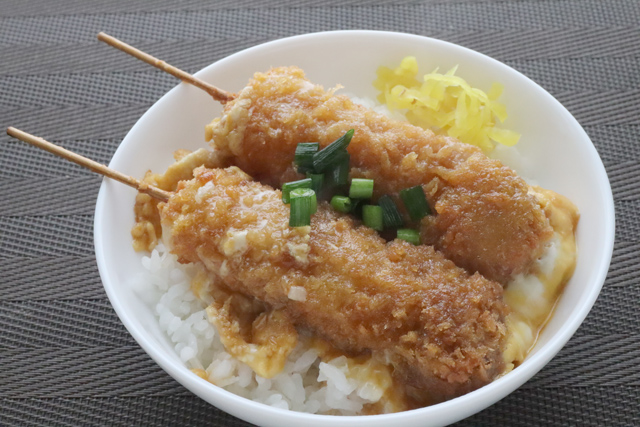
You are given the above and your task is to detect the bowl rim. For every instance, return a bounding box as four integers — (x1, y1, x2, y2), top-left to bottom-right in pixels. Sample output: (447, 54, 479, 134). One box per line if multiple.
(94, 30, 615, 426)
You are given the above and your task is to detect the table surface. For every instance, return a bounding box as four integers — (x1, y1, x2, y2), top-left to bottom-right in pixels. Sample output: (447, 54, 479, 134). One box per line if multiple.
(1, 1, 639, 426)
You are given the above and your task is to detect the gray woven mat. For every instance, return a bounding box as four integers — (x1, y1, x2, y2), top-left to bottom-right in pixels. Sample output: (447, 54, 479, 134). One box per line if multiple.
(1, 0, 639, 425)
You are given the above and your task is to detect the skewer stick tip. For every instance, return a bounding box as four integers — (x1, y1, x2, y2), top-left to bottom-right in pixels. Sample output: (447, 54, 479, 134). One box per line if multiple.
(97, 32, 113, 43)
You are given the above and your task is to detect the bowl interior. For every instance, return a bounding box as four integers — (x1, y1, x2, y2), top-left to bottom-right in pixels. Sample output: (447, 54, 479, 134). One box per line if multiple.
(94, 31, 614, 427)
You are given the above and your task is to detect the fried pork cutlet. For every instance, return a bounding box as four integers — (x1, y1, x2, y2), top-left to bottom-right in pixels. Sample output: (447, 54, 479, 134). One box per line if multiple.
(160, 166, 508, 405)
(206, 67, 554, 284)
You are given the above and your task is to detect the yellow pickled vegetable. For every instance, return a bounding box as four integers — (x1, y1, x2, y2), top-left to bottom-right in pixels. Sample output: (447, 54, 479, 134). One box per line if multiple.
(374, 56, 520, 152)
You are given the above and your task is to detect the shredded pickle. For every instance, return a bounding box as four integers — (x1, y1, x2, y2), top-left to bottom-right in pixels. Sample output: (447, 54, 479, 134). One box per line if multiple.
(373, 56, 520, 152)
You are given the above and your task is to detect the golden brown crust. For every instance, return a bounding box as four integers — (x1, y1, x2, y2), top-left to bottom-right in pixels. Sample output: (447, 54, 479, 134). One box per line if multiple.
(131, 148, 228, 251)
(160, 167, 508, 405)
(207, 67, 554, 283)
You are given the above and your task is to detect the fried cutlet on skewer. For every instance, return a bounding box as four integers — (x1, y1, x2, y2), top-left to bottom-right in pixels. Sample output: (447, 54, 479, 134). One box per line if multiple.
(6, 128, 508, 406)
(161, 166, 508, 405)
(206, 67, 554, 284)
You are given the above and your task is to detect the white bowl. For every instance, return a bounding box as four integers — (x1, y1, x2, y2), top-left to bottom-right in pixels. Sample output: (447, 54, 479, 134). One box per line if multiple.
(94, 31, 615, 426)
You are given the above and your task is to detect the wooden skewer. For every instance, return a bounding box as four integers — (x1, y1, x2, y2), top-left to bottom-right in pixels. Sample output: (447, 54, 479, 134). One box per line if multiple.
(97, 32, 236, 104)
(6, 127, 171, 202)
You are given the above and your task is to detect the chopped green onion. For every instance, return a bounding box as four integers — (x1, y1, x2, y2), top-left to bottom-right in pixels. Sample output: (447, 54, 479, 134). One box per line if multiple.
(378, 195, 404, 228)
(330, 195, 352, 213)
(349, 178, 374, 199)
(312, 129, 354, 172)
(400, 185, 431, 221)
(363, 205, 383, 231)
(326, 152, 350, 188)
(294, 143, 320, 172)
(289, 188, 316, 227)
(306, 172, 324, 195)
(350, 198, 366, 218)
(282, 178, 312, 203)
(397, 229, 421, 245)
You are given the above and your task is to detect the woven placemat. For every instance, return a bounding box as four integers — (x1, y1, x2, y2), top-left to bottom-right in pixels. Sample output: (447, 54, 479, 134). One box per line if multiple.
(1, 1, 638, 425)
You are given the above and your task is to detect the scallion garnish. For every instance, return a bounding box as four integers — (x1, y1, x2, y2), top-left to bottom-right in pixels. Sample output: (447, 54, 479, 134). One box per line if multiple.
(378, 195, 404, 228)
(349, 178, 374, 199)
(306, 172, 324, 195)
(363, 205, 383, 231)
(285, 131, 428, 238)
(289, 188, 316, 227)
(295, 143, 320, 172)
(400, 185, 431, 221)
(330, 195, 352, 213)
(326, 152, 350, 188)
(312, 129, 354, 172)
(350, 198, 366, 218)
(397, 229, 421, 245)
(282, 178, 312, 203)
